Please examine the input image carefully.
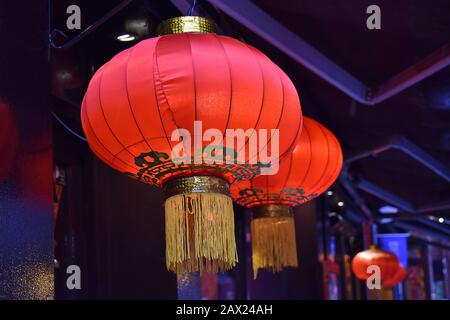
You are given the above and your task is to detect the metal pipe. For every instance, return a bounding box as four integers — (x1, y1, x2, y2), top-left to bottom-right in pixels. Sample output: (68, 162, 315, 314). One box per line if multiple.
(417, 200, 450, 213)
(346, 134, 450, 231)
(393, 136, 450, 183)
(205, 0, 369, 104)
(199, 0, 450, 106)
(356, 178, 416, 213)
(415, 217, 450, 236)
(394, 221, 450, 244)
(50, 0, 135, 50)
(370, 44, 450, 104)
(338, 175, 373, 219)
(346, 135, 450, 183)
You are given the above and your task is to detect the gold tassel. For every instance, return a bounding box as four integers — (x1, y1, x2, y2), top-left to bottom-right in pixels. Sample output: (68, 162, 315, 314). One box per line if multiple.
(251, 205, 298, 279)
(164, 177, 238, 274)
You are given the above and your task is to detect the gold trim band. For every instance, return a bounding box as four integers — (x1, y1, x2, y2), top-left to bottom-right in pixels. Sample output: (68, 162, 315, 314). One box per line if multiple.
(164, 176, 230, 198)
(252, 204, 293, 219)
(157, 16, 217, 36)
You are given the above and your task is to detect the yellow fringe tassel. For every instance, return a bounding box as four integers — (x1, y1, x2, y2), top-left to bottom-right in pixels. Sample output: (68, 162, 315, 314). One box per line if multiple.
(251, 216, 298, 279)
(165, 192, 238, 273)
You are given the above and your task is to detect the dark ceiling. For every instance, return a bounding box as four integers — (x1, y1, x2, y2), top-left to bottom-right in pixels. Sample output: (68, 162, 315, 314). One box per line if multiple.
(50, 0, 450, 238)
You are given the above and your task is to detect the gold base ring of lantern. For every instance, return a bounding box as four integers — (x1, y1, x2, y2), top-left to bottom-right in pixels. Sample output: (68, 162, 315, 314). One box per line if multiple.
(157, 16, 217, 36)
(251, 204, 298, 279)
(163, 176, 238, 274)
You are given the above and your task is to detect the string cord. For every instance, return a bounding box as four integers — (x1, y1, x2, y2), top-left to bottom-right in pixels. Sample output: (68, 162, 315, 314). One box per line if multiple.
(187, 0, 197, 16)
(51, 112, 87, 142)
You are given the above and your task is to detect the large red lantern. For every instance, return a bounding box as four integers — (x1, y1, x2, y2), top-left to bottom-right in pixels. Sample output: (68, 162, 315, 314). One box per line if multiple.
(0, 98, 18, 181)
(351, 247, 400, 283)
(230, 117, 343, 277)
(81, 17, 303, 273)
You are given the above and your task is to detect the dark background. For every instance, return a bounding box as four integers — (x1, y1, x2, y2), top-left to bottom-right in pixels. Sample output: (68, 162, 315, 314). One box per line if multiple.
(0, 0, 449, 300)
(0, 1, 53, 299)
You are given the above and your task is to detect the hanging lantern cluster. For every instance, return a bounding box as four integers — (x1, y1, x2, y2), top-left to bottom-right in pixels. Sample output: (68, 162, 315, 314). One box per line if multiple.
(352, 246, 408, 288)
(81, 16, 303, 274)
(231, 117, 343, 277)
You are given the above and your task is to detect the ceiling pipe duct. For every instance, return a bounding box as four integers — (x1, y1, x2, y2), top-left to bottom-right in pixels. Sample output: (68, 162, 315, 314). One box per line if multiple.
(356, 178, 416, 213)
(172, 0, 450, 106)
(345, 135, 450, 183)
(344, 134, 450, 221)
(394, 221, 450, 245)
(369, 44, 450, 104)
(356, 178, 450, 233)
(193, 0, 368, 103)
(418, 200, 450, 213)
(338, 173, 373, 220)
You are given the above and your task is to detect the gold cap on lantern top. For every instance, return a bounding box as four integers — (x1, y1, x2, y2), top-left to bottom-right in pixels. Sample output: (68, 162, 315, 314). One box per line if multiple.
(157, 16, 217, 36)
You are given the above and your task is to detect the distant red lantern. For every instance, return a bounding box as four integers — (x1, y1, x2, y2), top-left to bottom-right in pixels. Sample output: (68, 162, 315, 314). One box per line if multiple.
(352, 247, 400, 282)
(384, 265, 408, 288)
(230, 117, 343, 277)
(81, 16, 303, 273)
(16, 131, 53, 206)
(0, 98, 18, 181)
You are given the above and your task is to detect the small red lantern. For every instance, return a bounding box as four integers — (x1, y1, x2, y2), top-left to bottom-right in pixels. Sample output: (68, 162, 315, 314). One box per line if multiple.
(81, 16, 303, 273)
(16, 131, 53, 206)
(230, 117, 343, 277)
(351, 247, 400, 282)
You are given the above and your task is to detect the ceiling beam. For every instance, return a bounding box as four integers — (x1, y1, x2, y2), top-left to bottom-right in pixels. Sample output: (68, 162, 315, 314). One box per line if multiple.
(174, 0, 450, 106)
(204, 0, 368, 104)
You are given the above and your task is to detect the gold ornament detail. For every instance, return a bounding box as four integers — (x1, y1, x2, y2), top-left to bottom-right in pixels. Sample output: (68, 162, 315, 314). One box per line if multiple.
(157, 16, 217, 36)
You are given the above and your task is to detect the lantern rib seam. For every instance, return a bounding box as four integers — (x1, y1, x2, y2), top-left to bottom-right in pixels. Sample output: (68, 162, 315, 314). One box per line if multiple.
(153, 37, 175, 156)
(308, 123, 331, 198)
(97, 69, 137, 159)
(124, 44, 155, 155)
(82, 100, 137, 172)
(186, 34, 197, 178)
(213, 35, 233, 151)
(186, 34, 198, 123)
(297, 123, 313, 188)
(234, 44, 265, 161)
(313, 132, 342, 197)
(254, 65, 286, 171)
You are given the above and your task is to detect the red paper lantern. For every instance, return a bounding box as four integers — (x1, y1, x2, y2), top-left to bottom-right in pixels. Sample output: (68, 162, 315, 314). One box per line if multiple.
(81, 29, 301, 187)
(351, 247, 400, 282)
(384, 265, 408, 288)
(231, 117, 343, 207)
(0, 98, 18, 181)
(81, 17, 303, 273)
(230, 117, 342, 277)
